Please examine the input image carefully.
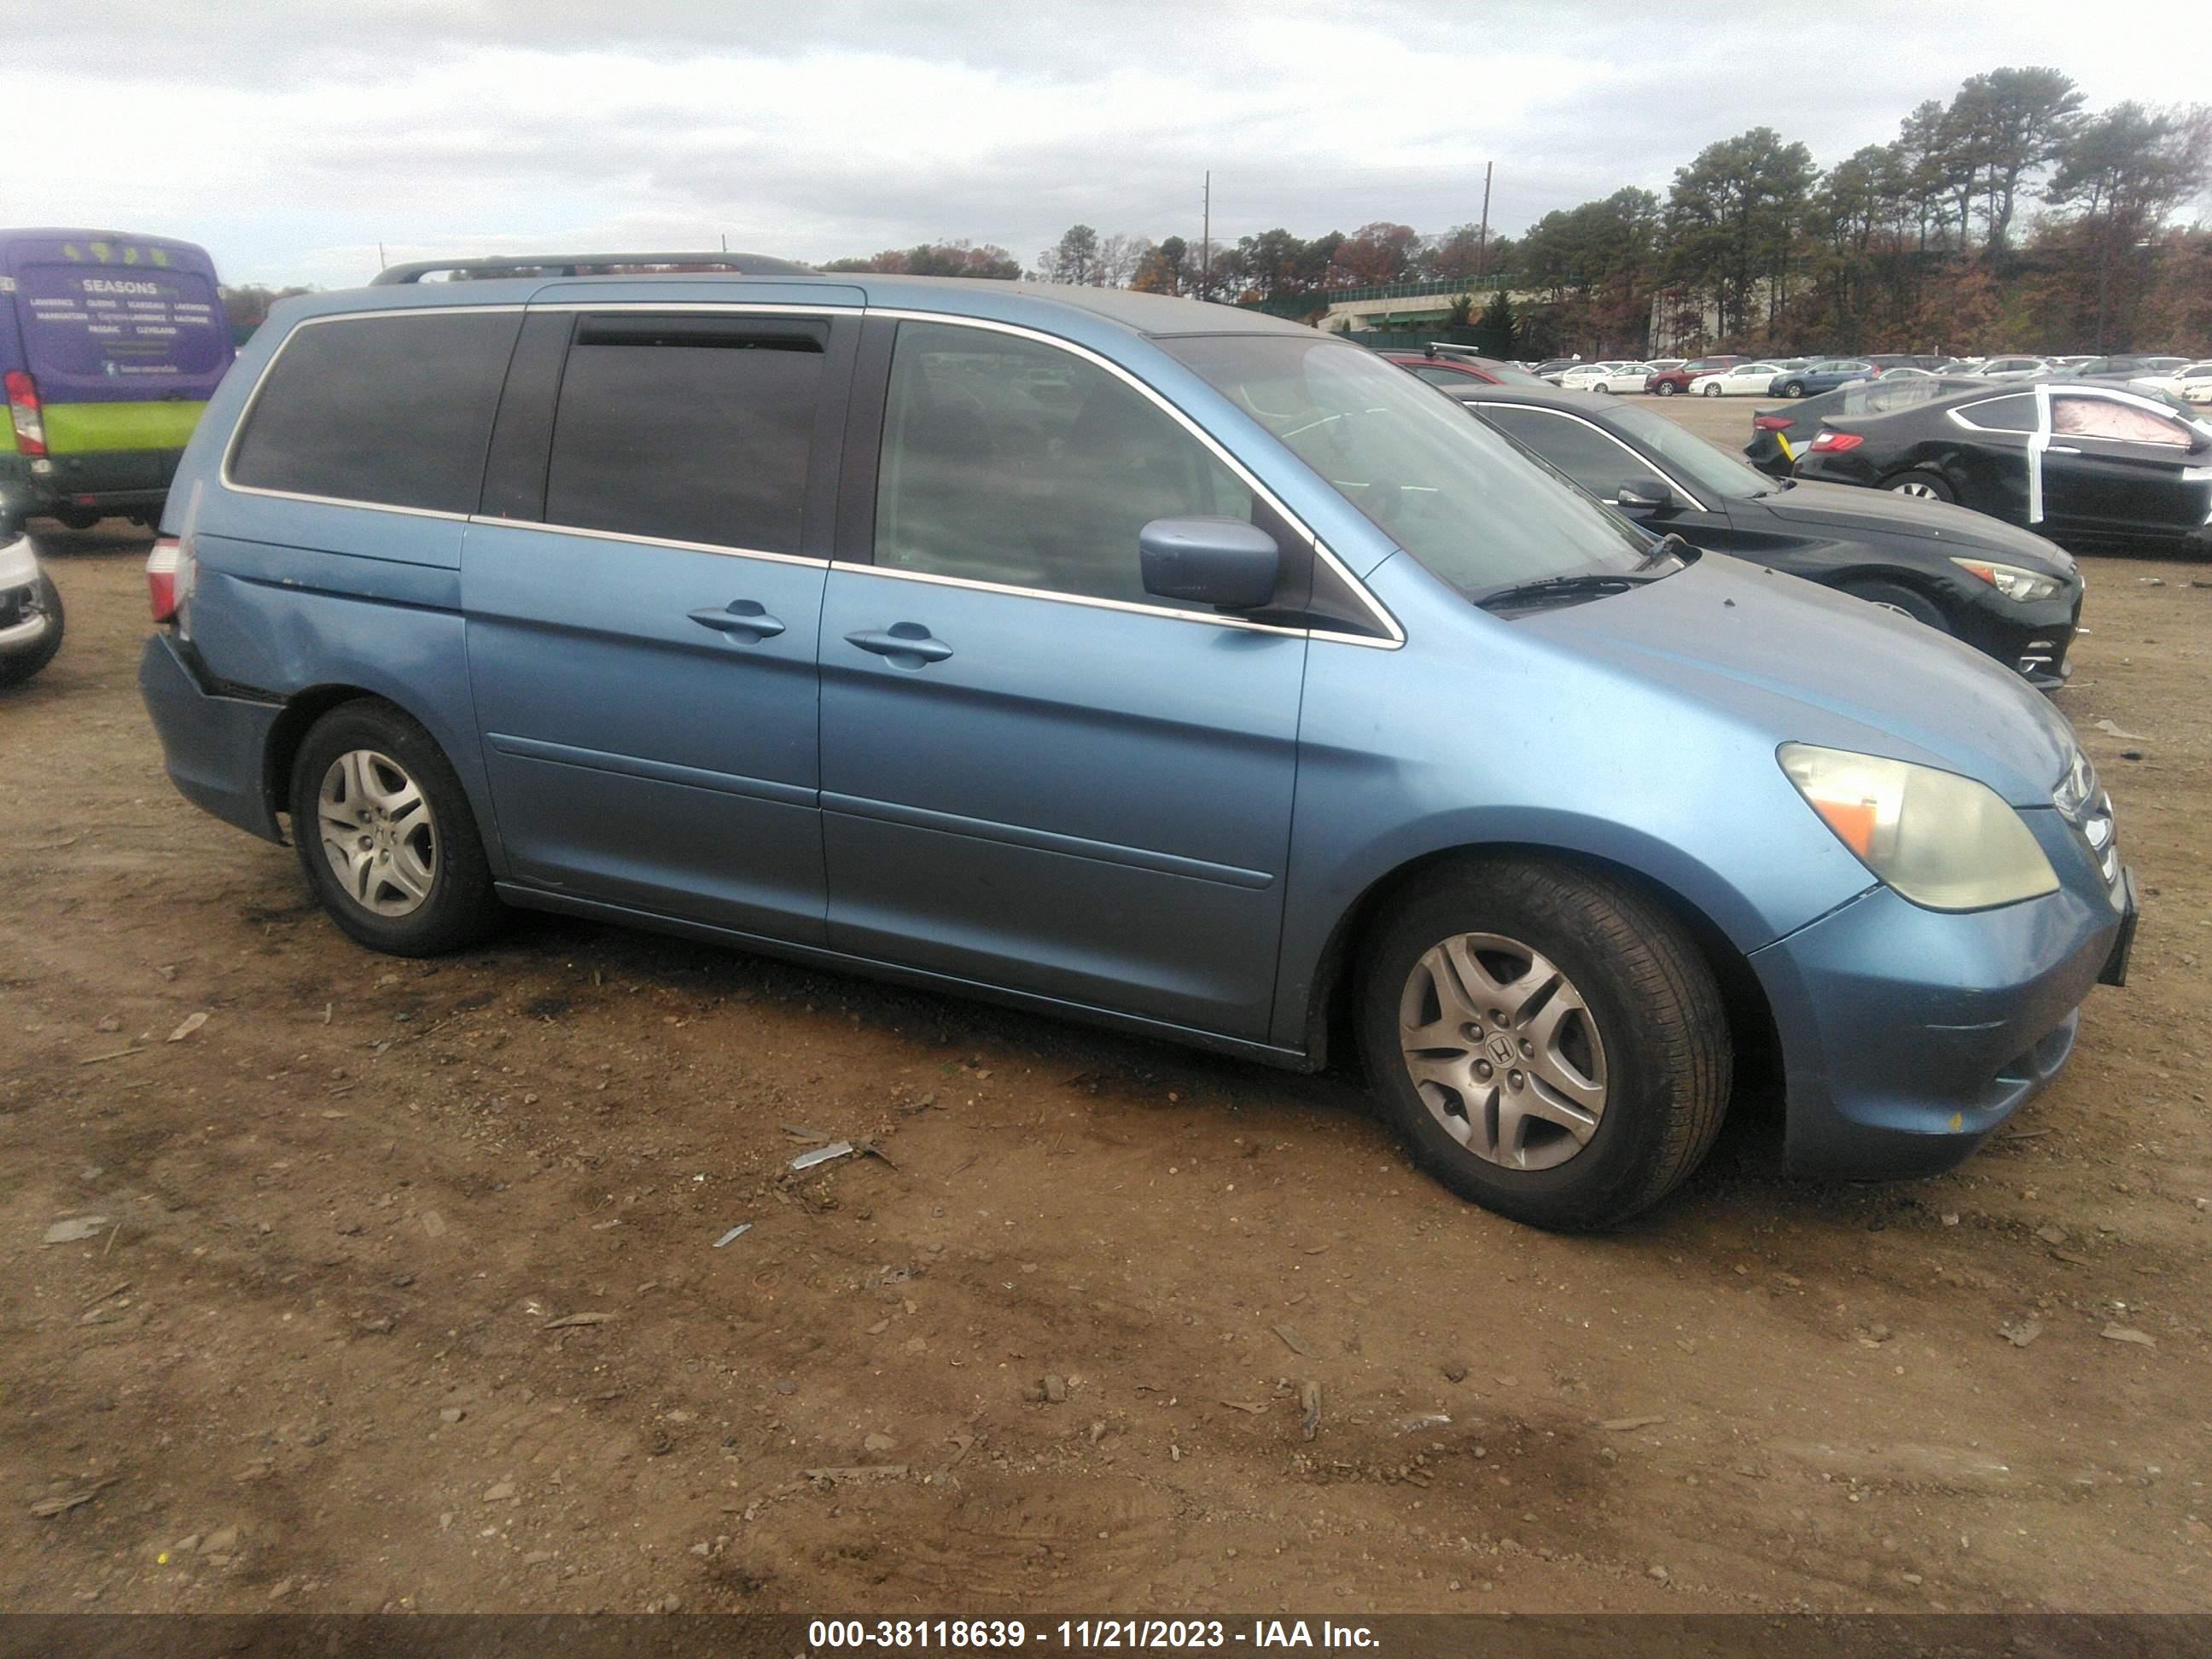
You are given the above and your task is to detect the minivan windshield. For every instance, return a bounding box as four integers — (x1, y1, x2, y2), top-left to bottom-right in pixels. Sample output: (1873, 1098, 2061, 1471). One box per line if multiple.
(1163, 333, 1652, 597)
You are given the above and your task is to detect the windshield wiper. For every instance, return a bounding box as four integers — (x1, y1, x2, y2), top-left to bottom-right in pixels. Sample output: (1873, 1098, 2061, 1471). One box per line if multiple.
(1474, 570, 1668, 612)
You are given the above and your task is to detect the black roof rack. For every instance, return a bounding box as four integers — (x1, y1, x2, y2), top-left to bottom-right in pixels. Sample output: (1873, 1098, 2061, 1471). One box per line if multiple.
(370, 251, 809, 286)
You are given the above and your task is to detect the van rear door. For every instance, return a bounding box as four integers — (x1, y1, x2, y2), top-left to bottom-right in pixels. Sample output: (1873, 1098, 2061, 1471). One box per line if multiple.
(12, 258, 231, 455)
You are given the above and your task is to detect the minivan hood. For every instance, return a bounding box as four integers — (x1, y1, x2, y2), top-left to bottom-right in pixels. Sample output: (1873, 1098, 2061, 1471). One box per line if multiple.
(1521, 554, 2075, 806)
(1750, 480, 2076, 575)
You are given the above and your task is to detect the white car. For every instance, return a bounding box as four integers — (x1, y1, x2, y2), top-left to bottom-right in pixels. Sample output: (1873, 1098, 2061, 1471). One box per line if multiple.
(1970, 355, 2054, 380)
(2133, 360, 2212, 404)
(1690, 361, 1783, 397)
(1557, 361, 1654, 394)
(0, 515, 64, 689)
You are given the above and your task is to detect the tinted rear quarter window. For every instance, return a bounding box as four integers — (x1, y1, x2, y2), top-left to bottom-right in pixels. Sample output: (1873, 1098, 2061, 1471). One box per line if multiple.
(228, 311, 522, 513)
(544, 317, 824, 551)
(1954, 393, 2038, 433)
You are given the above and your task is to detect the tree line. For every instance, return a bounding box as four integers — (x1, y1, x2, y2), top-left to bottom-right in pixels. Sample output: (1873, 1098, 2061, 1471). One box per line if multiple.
(824, 67, 2212, 358)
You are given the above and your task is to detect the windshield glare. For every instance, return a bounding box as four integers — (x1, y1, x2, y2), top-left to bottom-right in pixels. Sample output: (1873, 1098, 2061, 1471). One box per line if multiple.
(1600, 403, 1776, 501)
(1162, 334, 1650, 596)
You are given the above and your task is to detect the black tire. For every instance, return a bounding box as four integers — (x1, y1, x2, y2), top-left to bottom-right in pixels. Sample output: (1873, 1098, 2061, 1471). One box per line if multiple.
(50, 506, 100, 532)
(288, 699, 502, 956)
(1701, 382, 1722, 397)
(0, 576, 64, 689)
(1842, 579, 1951, 632)
(1592, 382, 1613, 394)
(1654, 381, 1677, 397)
(1357, 858, 1731, 1231)
(1881, 470, 1956, 504)
(1783, 381, 1807, 399)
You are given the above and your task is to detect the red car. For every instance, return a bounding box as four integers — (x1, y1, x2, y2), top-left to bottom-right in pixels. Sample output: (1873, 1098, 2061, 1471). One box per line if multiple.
(1644, 355, 1746, 397)
(1382, 350, 1544, 388)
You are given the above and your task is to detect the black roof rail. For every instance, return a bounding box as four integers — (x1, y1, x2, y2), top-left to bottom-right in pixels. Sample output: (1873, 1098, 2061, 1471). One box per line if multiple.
(370, 251, 810, 286)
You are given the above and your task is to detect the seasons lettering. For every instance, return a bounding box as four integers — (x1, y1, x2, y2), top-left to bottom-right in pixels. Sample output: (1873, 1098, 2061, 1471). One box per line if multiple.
(80, 278, 163, 296)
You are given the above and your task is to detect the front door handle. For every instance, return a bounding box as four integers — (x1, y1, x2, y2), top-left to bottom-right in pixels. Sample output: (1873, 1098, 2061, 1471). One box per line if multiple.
(2045, 445, 2082, 455)
(690, 601, 786, 639)
(845, 625, 953, 666)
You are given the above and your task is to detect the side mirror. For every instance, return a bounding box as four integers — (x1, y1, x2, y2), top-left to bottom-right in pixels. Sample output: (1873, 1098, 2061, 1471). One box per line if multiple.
(1615, 479, 1674, 515)
(1139, 517, 1280, 611)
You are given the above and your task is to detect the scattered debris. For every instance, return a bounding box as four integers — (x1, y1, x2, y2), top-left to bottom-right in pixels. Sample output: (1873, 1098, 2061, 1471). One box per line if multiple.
(76, 1047, 146, 1066)
(2092, 719, 2148, 741)
(2034, 1225, 2067, 1246)
(542, 1312, 614, 1330)
(791, 1141, 855, 1173)
(43, 1217, 111, 1245)
(712, 1225, 753, 1249)
(166, 1011, 209, 1043)
(2100, 1325, 2157, 1349)
(1272, 1323, 1316, 1358)
(1299, 1380, 1323, 1441)
(781, 1125, 830, 1144)
(1397, 1412, 1451, 1435)
(1217, 1399, 1267, 1416)
(804, 1465, 908, 1483)
(481, 1481, 515, 1503)
(31, 1478, 119, 1518)
(1999, 1319, 2042, 1348)
(1042, 1374, 1068, 1405)
(1441, 1359, 1470, 1383)
(1599, 1415, 1668, 1432)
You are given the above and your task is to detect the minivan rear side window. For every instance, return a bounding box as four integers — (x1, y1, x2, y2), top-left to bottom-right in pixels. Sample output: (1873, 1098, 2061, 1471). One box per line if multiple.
(544, 317, 824, 553)
(228, 311, 522, 514)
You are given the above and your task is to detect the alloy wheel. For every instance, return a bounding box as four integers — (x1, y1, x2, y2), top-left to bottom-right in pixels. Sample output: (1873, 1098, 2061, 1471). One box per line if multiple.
(1889, 477, 1941, 499)
(1398, 932, 1609, 1172)
(317, 748, 439, 917)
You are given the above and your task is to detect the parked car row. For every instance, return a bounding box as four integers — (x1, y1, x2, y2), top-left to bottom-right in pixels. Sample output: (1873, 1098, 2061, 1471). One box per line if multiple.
(1424, 379, 2085, 689)
(1506, 347, 2212, 405)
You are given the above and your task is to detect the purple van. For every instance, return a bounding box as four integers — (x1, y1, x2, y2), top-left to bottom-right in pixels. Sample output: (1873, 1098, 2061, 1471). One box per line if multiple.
(1, 229, 235, 527)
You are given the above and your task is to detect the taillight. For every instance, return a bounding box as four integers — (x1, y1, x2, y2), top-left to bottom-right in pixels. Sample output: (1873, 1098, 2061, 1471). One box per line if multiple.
(148, 536, 185, 623)
(1752, 415, 1794, 431)
(5, 370, 44, 457)
(1809, 430, 1863, 453)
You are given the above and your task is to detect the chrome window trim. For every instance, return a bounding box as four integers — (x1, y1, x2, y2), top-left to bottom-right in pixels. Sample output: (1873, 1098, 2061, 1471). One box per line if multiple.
(827, 557, 1313, 638)
(860, 306, 1404, 648)
(465, 514, 824, 568)
(218, 304, 531, 519)
(1469, 402, 1709, 513)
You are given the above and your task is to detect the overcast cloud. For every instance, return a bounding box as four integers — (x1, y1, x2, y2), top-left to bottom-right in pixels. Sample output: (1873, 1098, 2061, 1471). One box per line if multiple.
(17, 0, 2212, 287)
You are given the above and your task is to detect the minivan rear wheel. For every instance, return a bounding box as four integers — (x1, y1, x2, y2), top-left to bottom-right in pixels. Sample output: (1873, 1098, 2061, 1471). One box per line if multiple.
(1358, 859, 1730, 1231)
(289, 700, 502, 956)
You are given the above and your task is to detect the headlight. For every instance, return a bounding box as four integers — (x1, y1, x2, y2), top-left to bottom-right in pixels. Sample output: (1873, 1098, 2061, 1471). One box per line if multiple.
(1950, 556, 2060, 602)
(1778, 743, 2059, 911)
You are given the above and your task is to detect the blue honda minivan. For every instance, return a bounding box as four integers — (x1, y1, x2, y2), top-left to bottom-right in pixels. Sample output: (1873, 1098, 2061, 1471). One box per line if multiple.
(138, 255, 2137, 1229)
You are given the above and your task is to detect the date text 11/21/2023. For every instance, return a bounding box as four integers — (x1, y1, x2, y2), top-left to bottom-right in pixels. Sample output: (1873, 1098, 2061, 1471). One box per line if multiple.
(805, 1620, 1382, 1650)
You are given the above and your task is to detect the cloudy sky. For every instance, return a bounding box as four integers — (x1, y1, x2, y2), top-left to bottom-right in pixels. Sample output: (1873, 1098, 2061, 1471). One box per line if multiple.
(21, 0, 2212, 288)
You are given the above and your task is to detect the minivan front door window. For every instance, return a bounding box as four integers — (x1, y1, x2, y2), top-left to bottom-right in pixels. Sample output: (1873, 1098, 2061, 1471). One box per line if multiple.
(874, 321, 1252, 609)
(1161, 334, 1653, 601)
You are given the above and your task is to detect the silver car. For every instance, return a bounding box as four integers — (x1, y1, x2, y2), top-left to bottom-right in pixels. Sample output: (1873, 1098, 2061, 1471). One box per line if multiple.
(0, 513, 63, 688)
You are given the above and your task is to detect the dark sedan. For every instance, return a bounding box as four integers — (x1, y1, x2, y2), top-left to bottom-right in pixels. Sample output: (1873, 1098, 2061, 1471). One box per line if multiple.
(1437, 381, 2084, 686)
(1745, 375, 1987, 476)
(1792, 381, 2212, 557)
(1767, 358, 1876, 399)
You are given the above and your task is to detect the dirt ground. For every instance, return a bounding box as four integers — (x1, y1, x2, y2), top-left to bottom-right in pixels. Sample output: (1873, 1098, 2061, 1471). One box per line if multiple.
(3, 428, 2209, 1617)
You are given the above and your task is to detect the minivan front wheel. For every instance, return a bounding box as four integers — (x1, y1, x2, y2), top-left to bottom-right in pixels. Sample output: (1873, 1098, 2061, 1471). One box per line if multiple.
(289, 700, 502, 956)
(1358, 859, 1729, 1231)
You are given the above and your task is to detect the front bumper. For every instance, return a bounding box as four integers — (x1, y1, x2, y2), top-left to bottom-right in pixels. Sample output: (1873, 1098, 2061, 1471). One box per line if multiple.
(1956, 585, 2081, 691)
(1751, 865, 2131, 1181)
(138, 632, 285, 841)
(0, 535, 53, 655)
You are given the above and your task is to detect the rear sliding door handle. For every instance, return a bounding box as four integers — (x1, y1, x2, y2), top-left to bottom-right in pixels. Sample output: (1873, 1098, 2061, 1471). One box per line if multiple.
(2044, 445, 2082, 455)
(689, 602, 786, 639)
(845, 625, 953, 666)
